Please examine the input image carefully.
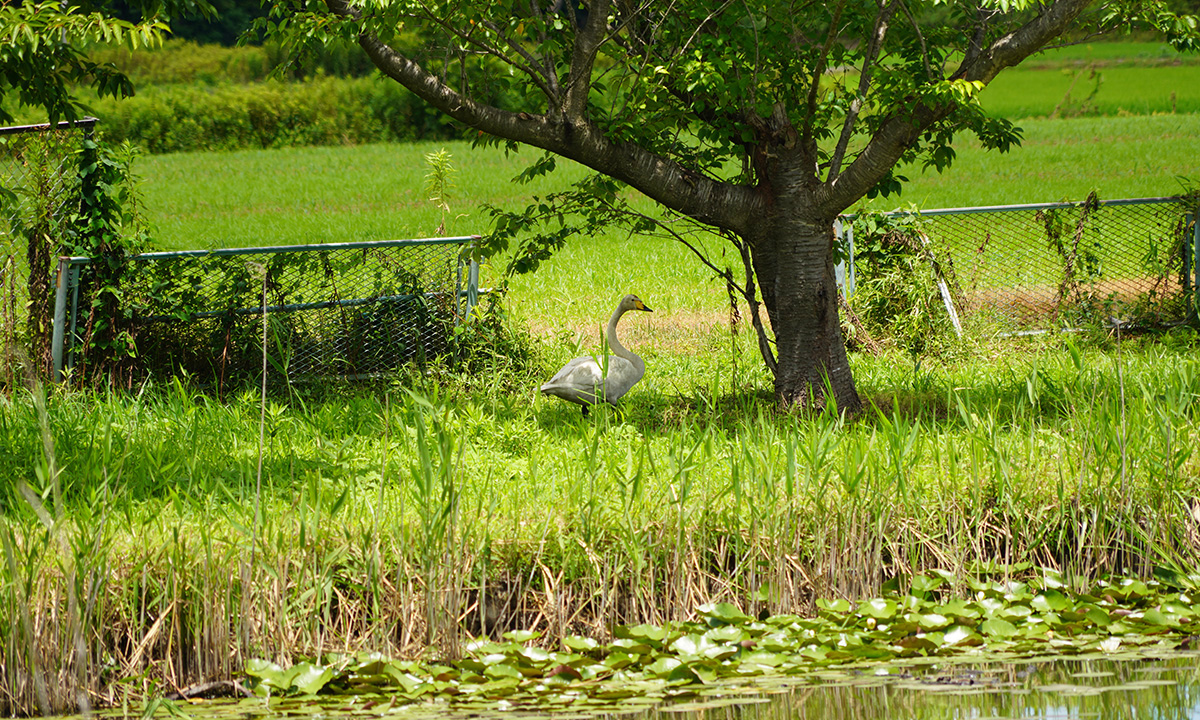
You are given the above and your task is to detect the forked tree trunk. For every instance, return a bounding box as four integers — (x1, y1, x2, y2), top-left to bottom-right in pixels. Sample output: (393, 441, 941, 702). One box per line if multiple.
(748, 155, 862, 413)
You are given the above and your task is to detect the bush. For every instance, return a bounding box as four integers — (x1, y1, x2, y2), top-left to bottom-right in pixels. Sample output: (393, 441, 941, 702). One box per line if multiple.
(61, 39, 532, 154)
(84, 76, 460, 153)
(87, 39, 376, 84)
(846, 212, 964, 357)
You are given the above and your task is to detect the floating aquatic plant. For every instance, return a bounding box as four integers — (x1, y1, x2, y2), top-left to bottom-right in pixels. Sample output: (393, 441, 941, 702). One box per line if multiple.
(245, 567, 1200, 713)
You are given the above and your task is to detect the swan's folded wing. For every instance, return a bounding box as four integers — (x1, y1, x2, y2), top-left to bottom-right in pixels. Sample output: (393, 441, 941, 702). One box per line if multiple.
(540, 356, 603, 393)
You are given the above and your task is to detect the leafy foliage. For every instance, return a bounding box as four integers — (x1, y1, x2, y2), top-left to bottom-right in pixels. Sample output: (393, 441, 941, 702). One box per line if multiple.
(66, 137, 155, 383)
(847, 211, 963, 357)
(446, 291, 541, 384)
(79, 76, 457, 153)
(85, 38, 375, 85)
(424, 147, 455, 236)
(0, 2, 165, 124)
(482, 169, 654, 277)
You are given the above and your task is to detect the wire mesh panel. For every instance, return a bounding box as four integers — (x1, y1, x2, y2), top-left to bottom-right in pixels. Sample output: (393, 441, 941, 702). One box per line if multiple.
(0, 118, 95, 386)
(60, 237, 478, 386)
(843, 196, 1198, 333)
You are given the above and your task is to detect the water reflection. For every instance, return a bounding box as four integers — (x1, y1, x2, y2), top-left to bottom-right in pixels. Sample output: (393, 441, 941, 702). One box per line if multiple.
(81, 654, 1200, 720)
(653, 654, 1200, 720)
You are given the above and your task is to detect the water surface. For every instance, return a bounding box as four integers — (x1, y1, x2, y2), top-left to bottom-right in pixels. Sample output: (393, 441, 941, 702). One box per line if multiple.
(114, 652, 1200, 720)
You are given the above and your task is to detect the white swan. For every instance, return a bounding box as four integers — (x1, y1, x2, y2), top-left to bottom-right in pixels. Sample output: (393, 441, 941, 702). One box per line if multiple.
(540, 294, 653, 415)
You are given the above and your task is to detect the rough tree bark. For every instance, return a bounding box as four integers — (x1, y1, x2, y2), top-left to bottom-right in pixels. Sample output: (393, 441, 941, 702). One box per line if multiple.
(745, 142, 861, 412)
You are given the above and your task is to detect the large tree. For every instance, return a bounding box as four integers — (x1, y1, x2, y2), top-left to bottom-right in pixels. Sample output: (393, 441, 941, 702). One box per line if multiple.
(269, 0, 1195, 411)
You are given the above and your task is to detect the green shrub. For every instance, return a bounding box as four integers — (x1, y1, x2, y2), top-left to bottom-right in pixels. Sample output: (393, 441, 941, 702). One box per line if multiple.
(87, 38, 376, 84)
(846, 212, 964, 357)
(60, 39, 533, 154)
(84, 76, 459, 153)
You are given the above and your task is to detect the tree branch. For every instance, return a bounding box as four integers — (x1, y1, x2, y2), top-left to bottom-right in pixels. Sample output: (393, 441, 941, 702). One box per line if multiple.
(325, 0, 762, 235)
(735, 233, 777, 374)
(898, 0, 935, 82)
(828, 0, 899, 181)
(477, 18, 560, 101)
(953, 0, 1093, 84)
(739, 0, 763, 113)
(801, 0, 846, 153)
(962, 3, 996, 69)
(564, 0, 613, 119)
(823, 0, 1095, 211)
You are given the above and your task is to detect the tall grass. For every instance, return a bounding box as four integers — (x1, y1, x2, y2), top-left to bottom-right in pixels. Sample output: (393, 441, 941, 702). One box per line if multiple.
(2, 329, 1199, 714)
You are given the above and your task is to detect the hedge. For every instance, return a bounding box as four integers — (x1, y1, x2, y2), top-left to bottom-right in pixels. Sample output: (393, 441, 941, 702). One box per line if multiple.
(85, 76, 460, 153)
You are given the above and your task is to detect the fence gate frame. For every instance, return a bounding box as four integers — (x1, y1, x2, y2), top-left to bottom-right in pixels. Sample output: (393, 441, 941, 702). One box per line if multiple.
(52, 235, 482, 382)
(836, 195, 1200, 333)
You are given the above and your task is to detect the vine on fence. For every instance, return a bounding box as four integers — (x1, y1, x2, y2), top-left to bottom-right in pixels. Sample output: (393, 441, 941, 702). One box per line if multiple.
(111, 244, 464, 390)
(846, 211, 963, 357)
(67, 138, 153, 386)
(1036, 191, 1103, 319)
(0, 133, 73, 380)
(1033, 192, 1196, 329)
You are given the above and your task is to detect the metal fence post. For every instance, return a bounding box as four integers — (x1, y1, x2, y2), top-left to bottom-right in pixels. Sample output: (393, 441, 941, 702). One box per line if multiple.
(51, 257, 70, 381)
(1193, 209, 1200, 321)
(66, 260, 82, 374)
(466, 259, 480, 318)
(1186, 212, 1194, 295)
(834, 219, 856, 299)
(51, 257, 85, 381)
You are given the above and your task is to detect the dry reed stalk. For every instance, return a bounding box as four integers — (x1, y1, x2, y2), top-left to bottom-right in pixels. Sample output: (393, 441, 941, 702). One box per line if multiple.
(8, 486, 1200, 717)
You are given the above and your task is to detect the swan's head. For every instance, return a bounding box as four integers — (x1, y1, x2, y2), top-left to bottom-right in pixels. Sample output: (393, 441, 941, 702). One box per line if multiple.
(621, 294, 653, 313)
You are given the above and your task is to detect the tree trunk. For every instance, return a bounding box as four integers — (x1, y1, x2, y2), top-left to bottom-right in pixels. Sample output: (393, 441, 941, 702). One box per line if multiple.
(750, 154, 862, 414)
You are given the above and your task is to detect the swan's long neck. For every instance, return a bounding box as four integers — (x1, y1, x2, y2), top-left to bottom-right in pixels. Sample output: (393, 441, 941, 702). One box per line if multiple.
(606, 305, 643, 372)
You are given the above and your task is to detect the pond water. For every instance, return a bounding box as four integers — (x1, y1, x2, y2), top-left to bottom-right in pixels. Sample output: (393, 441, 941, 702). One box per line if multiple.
(101, 652, 1200, 720)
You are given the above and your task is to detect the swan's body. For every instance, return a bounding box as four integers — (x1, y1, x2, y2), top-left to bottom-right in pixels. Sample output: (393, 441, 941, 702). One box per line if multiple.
(540, 295, 652, 415)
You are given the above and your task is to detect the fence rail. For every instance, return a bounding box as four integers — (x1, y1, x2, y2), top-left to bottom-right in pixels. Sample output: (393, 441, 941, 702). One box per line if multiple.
(54, 236, 480, 385)
(838, 195, 1199, 334)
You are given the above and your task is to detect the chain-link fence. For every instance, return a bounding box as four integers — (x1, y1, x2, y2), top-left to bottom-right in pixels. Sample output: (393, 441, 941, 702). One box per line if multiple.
(0, 118, 95, 388)
(55, 237, 480, 388)
(839, 196, 1199, 334)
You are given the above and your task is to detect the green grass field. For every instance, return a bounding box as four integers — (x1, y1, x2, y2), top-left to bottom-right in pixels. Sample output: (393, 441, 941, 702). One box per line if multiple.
(138, 115, 1200, 251)
(1022, 40, 1199, 65)
(979, 41, 1200, 118)
(872, 114, 1199, 211)
(982, 64, 1200, 117)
